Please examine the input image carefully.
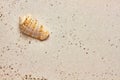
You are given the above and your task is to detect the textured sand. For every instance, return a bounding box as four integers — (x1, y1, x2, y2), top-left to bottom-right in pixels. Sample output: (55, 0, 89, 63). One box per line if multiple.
(0, 0, 120, 80)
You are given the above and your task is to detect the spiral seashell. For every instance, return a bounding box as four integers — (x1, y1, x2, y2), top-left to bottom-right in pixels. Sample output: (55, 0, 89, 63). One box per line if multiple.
(19, 15, 49, 41)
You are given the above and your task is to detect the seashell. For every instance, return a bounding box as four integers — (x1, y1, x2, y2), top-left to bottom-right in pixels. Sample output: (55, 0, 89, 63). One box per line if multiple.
(19, 15, 49, 41)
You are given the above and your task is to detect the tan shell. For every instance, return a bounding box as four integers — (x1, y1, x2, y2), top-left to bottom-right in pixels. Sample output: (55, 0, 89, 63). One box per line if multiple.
(19, 15, 49, 41)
